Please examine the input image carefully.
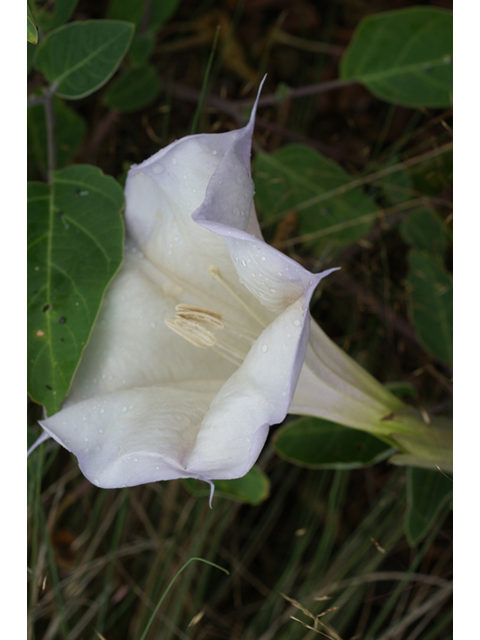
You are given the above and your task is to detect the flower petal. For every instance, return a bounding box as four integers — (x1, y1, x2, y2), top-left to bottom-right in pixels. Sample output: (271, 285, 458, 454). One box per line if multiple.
(290, 320, 404, 430)
(65, 247, 235, 406)
(41, 385, 217, 487)
(186, 296, 313, 479)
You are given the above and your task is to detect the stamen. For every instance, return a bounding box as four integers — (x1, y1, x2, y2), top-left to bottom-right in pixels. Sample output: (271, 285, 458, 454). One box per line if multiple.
(211, 346, 243, 367)
(207, 265, 267, 328)
(175, 304, 224, 329)
(165, 318, 216, 348)
(213, 340, 246, 363)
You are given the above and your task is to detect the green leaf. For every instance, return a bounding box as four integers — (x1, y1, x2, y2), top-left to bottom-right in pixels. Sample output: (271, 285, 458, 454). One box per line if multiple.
(406, 250, 452, 364)
(28, 98, 87, 172)
(273, 417, 392, 469)
(128, 32, 156, 67)
(34, 20, 134, 100)
(182, 466, 270, 506)
(405, 467, 452, 545)
(104, 65, 161, 112)
(27, 166, 124, 415)
(400, 208, 448, 258)
(340, 7, 453, 108)
(108, 0, 181, 30)
(254, 145, 377, 248)
(149, 0, 182, 29)
(33, 0, 79, 32)
(28, 6, 38, 44)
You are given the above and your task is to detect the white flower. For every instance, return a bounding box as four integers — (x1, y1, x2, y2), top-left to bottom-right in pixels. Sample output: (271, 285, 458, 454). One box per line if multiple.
(39, 87, 337, 489)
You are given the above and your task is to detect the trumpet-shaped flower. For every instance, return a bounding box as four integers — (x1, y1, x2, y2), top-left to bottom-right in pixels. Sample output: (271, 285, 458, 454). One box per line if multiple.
(38, 86, 452, 487)
(39, 89, 338, 488)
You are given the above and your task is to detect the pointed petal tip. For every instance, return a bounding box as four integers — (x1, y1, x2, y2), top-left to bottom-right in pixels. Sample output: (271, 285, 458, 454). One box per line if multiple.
(27, 429, 51, 457)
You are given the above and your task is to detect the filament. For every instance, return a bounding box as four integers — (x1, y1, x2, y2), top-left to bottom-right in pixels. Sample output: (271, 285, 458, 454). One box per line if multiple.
(207, 265, 267, 328)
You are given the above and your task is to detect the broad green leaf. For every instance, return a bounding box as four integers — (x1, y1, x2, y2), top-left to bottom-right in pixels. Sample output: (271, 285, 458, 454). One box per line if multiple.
(33, 0, 79, 32)
(27, 165, 124, 415)
(400, 209, 448, 258)
(128, 32, 155, 67)
(149, 0, 182, 29)
(28, 6, 38, 44)
(406, 250, 452, 364)
(254, 145, 377, 249)
(34, 20, 134, 100)
(104, 65, 161, 112)
(405, 467, 452, 545)
(182, 466, 270, 505)
(28, 98, 87, 172)
(340, 7, 453, 108)
(273, 417, 392, 469)
(108, 0, 181, 30)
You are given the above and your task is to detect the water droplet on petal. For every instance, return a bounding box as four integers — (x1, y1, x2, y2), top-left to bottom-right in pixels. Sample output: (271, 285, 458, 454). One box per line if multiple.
(122, 407, 127, 413)
(212, 150, 217, 156)
(172, 158, 178, 165)
(153, 164, 164, 175)
(293, 320, 301, 327)
(99, 428, 103, 433)
(261, 256, 266, 261)
(262, 344, 268, 353)
(241, 259, 247, 267)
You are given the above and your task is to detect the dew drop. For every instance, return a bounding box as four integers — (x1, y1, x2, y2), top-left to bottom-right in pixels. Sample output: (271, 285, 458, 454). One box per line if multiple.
(261, 256, 266, 261)
(241, 259, 247, 267)
(152, 164, 164, 175)
(293, 320, 301, 327)
(270, 288, 276, 293)
(262, 344, 268, 353)
(122, 407, 127, 413)
(172, 158, 178, 165)
(84, 437, 89, 442)
(99, 428, 104, 433)
(212, 150, 217, 156)
(100, 410, 104, 415)
(134, 458, 138, 462)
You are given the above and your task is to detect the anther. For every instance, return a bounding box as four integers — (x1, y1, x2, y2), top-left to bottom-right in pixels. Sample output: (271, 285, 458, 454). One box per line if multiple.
(175, 304, 224, 329)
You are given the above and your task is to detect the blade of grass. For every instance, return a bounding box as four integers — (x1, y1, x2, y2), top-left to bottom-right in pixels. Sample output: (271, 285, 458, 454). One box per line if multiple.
(190, 26, 220, 136)
(138, 557, 229, 640)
